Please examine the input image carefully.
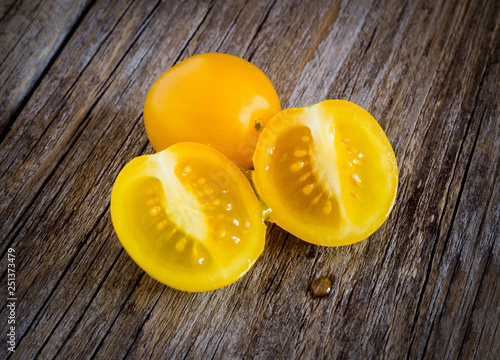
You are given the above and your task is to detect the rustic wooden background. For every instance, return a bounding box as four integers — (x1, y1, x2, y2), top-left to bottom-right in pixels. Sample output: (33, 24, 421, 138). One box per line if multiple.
(1, 0, 499, 358)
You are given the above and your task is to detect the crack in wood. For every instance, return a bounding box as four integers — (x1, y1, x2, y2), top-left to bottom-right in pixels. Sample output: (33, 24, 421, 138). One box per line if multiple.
(214, 0, 249, 53)
(244, 0, 276, 62)
(0, 0, 96, 145)
(51, 248, 125, 359)
(33, 230, 114, 358)
(406, 49, 491, 360)
(88, 272, 146, 360)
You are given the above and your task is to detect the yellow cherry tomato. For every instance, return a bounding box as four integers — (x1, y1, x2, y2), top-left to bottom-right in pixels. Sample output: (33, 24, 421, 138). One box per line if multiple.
(252, 100, 398, 246)
(144, 53, 281, 169)
(111, 142, 266, 292)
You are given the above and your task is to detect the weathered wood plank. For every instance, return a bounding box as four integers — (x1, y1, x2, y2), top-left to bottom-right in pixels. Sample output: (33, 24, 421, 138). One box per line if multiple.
(0, 0, 219, 358)
(0, 0, 91, 139)
(0, 0, 498, 359)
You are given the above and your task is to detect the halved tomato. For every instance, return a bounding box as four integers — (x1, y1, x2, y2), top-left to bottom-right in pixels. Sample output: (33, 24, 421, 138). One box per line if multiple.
(111, 143, 266, 292)
(252, 100, 398, 246)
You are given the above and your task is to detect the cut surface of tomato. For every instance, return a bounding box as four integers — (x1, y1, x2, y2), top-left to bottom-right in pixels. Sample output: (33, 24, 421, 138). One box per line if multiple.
(253, 100, 398, 246)
(111, 143, 266, 292)
(144, 53, 281, 169)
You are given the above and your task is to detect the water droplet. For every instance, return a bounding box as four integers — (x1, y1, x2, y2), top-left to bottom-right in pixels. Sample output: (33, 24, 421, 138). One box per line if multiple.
(182, 166, 191, 176)
(243, 221, 251, 230)
(197, 177, 206, 185)
(310, 277, 332, 297)
(301, 135, 310, 142)
(233, 219, 239, 226)
(351, 192, 359, 199)
(358, 153, 363, 159)
(353, 159, 360, 165)
(342, 138, 350, 144)
(212, 199, 220, 206)
(347, 146, 358, 154)
(204, 187, 214, 195)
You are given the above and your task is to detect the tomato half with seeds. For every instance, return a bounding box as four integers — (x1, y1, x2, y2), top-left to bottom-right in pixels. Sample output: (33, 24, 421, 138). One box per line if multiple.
(144, 53, 281, 169)
(111, 142, 266, 292)
(253, 100, 398, 246)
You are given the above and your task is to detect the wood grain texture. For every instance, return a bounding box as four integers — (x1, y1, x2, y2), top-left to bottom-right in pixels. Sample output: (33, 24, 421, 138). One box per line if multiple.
(0, 0, 92, 139)
(0, 0, 498, 359)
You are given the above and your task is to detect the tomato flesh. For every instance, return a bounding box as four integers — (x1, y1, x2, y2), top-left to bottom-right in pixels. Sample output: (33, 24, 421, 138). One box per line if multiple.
(111, 143, 266, 292)
(253, 100, 398, 246)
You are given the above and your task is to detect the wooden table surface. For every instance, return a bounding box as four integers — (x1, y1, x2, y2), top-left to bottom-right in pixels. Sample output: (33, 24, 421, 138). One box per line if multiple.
(1, 0, 499, 359)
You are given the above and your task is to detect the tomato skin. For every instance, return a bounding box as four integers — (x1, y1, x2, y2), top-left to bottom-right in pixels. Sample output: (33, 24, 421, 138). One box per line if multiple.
(144, 53, 281, 169)
(252, 100, 398, 247)
(111, 142, 266, 292)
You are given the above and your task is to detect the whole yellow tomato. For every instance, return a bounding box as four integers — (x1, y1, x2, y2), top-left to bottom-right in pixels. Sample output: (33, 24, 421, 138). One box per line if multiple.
(144, 53, 281, 169)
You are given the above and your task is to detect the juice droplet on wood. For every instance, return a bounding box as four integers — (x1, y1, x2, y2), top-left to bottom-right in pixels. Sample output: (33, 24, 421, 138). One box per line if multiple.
(310, 277, 332, 297)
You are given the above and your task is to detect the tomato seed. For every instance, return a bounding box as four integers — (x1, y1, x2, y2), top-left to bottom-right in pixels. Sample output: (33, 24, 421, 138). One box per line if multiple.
(303, 184, 314, 195)
(322, 201, 332, 215)
(312, 193, 322, 204)
(175, 240, 185, 252)
(350, 173, 361, 183)
(156, 220, 167, 231)
(291, 161, 305, 172)
(294, 149, 307, 158)
(149, 206, 160, 217)
(299, 172, 311, 182)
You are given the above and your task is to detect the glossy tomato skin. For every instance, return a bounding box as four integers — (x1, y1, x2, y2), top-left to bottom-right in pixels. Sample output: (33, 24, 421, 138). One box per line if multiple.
(144, 53, 281, 169)
(252, 100, 398, 247)
(111, 142, 266, 292)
